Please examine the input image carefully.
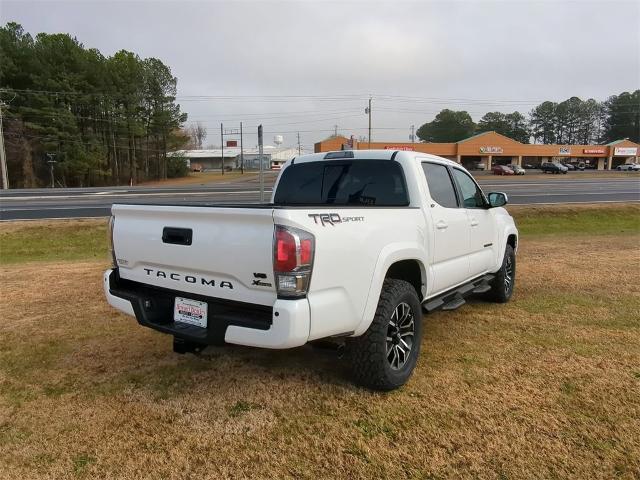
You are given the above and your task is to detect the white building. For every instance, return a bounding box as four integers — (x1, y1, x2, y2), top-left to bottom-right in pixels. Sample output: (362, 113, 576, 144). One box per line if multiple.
(169, 146, 298, 171)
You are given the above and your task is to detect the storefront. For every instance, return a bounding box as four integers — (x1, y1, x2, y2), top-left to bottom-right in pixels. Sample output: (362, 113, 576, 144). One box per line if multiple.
(314, 132, 639, 170)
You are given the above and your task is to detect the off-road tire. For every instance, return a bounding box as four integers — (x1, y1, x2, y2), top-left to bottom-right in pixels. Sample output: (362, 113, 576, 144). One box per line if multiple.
(487, 244, 516, 303)
(347, 279, 422, 391)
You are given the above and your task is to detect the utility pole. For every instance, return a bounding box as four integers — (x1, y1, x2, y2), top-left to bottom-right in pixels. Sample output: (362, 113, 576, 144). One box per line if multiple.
(334, 124, 338, 137)
(220, 123, 224, 175)
(46, 153, 57, 188)
(0, 100, 8, 189)
(365, 97, 372, 149)
(240, 121, 244, 174)
(297, 131, 302, 155)
(258, 125, 264, 203)
(410, 125, 415, 143)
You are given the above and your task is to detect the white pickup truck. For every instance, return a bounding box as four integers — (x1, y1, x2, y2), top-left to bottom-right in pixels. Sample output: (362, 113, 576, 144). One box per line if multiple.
(104, 150, 518, 390)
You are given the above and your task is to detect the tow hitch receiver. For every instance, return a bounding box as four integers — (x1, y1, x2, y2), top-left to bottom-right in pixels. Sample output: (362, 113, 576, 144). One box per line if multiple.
(173, 337, 205, 355)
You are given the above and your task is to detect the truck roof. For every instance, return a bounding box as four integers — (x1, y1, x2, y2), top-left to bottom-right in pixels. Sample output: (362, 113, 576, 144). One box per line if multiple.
(292, 149, 459, 167)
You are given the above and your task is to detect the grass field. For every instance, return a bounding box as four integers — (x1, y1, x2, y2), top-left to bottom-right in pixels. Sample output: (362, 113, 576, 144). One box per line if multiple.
(0, 205, 639, 479)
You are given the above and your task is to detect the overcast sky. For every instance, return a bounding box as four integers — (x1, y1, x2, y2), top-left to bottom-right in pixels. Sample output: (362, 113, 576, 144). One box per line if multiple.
(2, 0, 639, 150)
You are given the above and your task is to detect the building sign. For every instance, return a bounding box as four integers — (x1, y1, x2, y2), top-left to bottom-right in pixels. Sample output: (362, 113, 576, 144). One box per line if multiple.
(384, 146, 415, 151)
(226, 140, 238, 147)
(559, 147, 571, 155)
(583, 148, 605, 154)
(479, 146, 503, 154)
(614, 147, 638, 156)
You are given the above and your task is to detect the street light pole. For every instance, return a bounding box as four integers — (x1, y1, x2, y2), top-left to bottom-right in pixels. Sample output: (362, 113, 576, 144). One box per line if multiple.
(258, 125, 264, 203)
(0, 101, 9, 189)
(220, 122, 224, 175)
(240, 121, 244, 174)
(365, 97, 372, 149)
(46, 153, 57, 188)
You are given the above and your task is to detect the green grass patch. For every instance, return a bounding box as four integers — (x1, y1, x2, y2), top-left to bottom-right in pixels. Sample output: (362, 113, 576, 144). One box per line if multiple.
(72, 453, 96, 475)
(0, 220, 107, 264)
(229, 400, 263, 418)
(510, 205, 640, 237)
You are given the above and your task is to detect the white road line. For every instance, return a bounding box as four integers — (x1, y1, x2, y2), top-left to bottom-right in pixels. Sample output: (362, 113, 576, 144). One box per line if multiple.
(0, 190, 273, 201)
(509, 191, 640, 197)
(0, 216, 110, 222)
(510, 200, 640, 205)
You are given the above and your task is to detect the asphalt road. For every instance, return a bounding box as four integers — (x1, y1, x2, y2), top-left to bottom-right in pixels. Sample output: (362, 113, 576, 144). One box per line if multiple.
(1, 173, 639, 221)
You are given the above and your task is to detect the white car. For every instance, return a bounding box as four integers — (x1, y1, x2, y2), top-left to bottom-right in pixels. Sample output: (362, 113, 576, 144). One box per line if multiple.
(104, 150, 518, 390)
(617, 163, 640, 171)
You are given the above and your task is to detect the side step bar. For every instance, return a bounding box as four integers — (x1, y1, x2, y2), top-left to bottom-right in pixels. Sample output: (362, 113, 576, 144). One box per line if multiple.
(422, 274, 495, 313)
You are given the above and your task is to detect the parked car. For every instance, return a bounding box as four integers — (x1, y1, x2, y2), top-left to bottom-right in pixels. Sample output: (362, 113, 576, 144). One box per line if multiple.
(541, 162, 568, 174)
(492, 165, 515, 176)
(584, 162, 598, 170)
(577, 162, 586, 171)
(524, 163, 538, 170)
(616, 163, 640, 171)
(506, 164, 526, 175)
(473, 162, 486, 171)
(562, 163, 576, 171)
(104, 150, 518, 391)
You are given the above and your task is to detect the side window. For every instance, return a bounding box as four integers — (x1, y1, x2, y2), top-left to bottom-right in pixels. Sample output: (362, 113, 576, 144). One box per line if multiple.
(452, 168, 486, 208)
(421, 163, 458, 208)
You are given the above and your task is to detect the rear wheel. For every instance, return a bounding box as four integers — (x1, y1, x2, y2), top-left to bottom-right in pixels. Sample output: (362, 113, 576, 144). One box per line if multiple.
(487, 244, 516, 303)
(348, 279, 422, 391)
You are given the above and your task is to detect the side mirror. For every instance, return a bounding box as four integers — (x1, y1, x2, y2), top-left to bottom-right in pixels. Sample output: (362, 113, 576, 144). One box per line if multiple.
(488, 192, 508, 207)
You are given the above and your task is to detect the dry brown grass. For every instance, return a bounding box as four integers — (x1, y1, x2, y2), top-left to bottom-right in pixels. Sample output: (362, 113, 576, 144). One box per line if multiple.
(138, 171, 260, 187)
(1, 232, 639, 478)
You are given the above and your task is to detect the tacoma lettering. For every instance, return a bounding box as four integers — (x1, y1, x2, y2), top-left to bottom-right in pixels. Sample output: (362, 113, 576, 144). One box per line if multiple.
(142, 268, 233, 289)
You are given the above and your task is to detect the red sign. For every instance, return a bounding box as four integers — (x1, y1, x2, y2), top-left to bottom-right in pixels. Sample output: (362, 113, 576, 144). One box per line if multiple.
(384, 146, 415, 151)
(226, 140, 238, 147)
(583, 148, 605, 154)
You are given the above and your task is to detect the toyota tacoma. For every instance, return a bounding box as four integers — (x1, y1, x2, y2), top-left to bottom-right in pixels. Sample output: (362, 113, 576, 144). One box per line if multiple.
(104, 150, 518, 390)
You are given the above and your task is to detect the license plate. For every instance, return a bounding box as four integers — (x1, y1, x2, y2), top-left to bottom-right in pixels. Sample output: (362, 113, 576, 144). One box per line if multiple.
(174, 297, 208, 328)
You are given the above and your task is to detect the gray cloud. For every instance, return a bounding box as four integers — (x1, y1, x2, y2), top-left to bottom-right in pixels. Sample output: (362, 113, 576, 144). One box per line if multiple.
(2, 0, 639, 149)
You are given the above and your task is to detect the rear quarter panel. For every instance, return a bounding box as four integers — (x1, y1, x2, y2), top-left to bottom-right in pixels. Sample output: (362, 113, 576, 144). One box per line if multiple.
(274, 208, 426, 340)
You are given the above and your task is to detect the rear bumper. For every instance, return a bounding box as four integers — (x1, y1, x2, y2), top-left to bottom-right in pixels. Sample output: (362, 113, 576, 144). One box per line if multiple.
(103, 269, 310, 349)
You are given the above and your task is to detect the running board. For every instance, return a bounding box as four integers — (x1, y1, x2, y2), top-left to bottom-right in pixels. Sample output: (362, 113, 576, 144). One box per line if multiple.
(422, 274, 495, 313)
(442, 297, 466, 311)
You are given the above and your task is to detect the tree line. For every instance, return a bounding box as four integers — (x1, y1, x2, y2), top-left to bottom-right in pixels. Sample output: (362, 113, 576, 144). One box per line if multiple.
(416, 90, 639, 145)
(0, 22, 189, 188)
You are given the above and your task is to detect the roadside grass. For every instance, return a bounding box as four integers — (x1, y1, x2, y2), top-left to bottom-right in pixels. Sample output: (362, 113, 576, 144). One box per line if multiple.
(0, 219, 107, 264)
(508, 203, 639, 236)
(0, 204, 638, 478)
(138, 170, 261, 187)
(1, 203, 638, 266)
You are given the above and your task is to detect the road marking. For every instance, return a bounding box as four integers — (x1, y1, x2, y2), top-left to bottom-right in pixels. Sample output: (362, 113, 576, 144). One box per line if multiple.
(509, 191, 640, 197)
(0, 190, 274, 201)
(511, 200, 640, 205)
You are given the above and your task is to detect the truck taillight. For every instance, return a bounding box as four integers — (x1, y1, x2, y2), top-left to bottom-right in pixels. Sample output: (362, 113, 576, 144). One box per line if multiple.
(107, 215, 117, 268)
(273, 225, 315, 298)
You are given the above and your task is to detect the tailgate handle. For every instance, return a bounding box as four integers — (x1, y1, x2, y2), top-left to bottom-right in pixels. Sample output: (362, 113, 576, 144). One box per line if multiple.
(162, 227, 192, 246)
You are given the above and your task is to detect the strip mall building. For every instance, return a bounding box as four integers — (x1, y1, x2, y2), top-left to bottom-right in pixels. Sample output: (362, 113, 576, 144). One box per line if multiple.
(314, 131, 639, 170)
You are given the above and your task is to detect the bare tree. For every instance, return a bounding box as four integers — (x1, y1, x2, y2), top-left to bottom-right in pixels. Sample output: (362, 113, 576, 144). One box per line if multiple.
(187, 123, 207, 149)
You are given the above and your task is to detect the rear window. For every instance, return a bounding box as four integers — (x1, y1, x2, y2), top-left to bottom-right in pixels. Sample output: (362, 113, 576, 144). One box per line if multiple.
(274, 160, 409, 206)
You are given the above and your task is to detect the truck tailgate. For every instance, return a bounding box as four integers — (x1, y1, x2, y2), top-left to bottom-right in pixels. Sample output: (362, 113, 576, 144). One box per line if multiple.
(112, 204, 277, 306)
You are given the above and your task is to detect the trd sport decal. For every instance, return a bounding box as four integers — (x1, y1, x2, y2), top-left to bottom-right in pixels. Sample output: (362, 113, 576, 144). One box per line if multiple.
(308, 213, 364, 226)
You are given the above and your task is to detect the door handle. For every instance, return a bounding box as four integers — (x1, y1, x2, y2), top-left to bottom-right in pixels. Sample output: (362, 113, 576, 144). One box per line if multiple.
(470, 218, 479, 227)
(436, 221, 448, 230)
